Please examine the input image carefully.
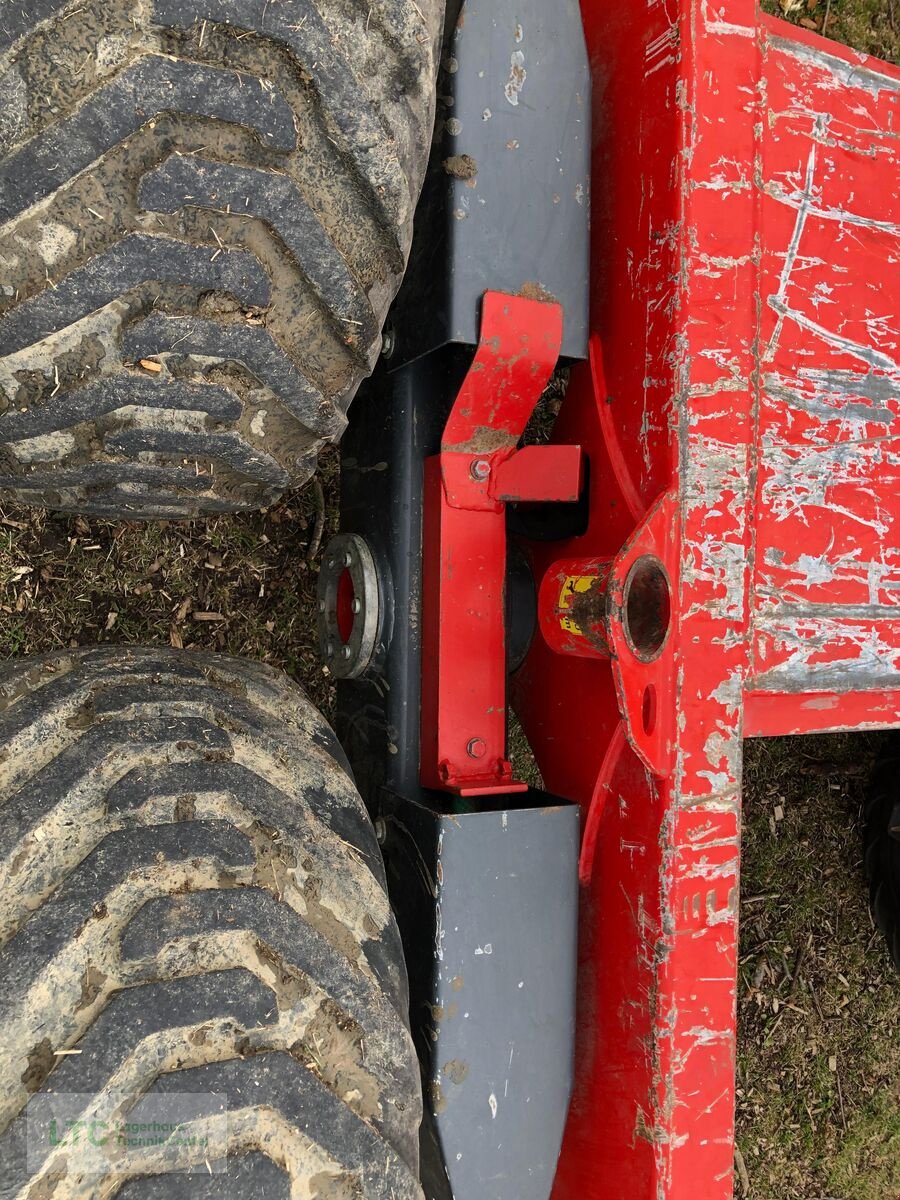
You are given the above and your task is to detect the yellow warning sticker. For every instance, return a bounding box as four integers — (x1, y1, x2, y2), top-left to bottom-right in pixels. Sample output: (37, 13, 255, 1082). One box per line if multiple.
(557, 575, 595, 635)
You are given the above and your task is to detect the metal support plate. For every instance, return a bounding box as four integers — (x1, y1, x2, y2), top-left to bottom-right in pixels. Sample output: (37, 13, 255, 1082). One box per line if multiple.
(390, 0, 591, 367)
(380, 793, 579, 1200)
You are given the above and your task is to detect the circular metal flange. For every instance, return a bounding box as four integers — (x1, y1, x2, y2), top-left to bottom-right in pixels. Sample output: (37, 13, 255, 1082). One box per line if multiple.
(621, 554, 672, 664)
(317, 533, 380, 679)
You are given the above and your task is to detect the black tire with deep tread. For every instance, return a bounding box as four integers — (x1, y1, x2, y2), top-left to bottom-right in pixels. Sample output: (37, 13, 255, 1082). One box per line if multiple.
(0, 0, 444, 518)
(0, 647, 424, 1198)
(864, 735, 900, 971)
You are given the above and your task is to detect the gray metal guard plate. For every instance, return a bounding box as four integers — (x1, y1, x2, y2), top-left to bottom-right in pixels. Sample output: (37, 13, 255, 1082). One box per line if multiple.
(390, 0, 591, 366)
(382, 794, 580, 1200)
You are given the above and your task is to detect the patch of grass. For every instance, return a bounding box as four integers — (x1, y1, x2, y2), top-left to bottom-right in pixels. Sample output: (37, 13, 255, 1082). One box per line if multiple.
(761, 0, 900, 61)
(736, 734, 899, 1199)
(827, 1088, 900, 1199)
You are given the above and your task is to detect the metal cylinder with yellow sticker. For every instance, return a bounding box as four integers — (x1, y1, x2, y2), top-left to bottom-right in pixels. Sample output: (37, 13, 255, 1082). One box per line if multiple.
(538, 559, 614, 660)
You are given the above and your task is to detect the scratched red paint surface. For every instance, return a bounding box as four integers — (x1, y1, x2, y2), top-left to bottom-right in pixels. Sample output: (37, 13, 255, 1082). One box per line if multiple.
(752, 28, 900, 705)
(511, 4, 900, 1199)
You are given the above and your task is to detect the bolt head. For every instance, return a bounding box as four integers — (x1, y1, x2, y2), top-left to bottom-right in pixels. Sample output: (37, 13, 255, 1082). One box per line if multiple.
(351, 598, 362, 614)
(341, 645, 352, 660)
(470, 458, 491, 481)
(466, 737, 487, 760)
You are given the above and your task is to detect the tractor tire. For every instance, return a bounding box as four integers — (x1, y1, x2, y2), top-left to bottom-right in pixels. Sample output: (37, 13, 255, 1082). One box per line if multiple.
(864, 735, 900, 971)
(0, 0, 444, 519)
(0, 647, 424, 1198)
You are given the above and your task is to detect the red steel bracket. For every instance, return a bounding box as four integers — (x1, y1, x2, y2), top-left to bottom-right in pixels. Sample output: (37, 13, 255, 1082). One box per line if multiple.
(537, 488, 680, 777)
(420, 291, 582, 795)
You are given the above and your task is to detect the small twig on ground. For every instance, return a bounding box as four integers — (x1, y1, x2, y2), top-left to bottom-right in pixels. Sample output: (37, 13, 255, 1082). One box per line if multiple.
(808, 977, 826, 1023)
(734, 1144, 751, 1197)
(835, 1066, 847, 1132)
(307, 478, 326, 563)
(787, 933, 812, 1004)
(763, 1009, 785, 1046)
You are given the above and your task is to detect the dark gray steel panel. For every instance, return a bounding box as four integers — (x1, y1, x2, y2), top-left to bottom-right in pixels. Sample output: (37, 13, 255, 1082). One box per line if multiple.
(382, 794, 579, 1200)
(391, 0, 591, 366)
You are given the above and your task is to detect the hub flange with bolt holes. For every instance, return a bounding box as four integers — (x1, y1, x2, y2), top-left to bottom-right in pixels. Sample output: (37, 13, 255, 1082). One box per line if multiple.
(317, 533, 381, 680)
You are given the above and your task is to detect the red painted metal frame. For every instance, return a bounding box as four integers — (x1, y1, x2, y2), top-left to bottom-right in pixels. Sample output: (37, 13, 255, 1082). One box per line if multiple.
(420, 292, 582, 796)
(504, 4, 900, 1200)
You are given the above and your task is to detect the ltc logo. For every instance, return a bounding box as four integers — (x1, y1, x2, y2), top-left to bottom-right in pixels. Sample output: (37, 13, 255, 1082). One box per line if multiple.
(49, 1117, 110, 1148)
(27, 1093, 229, 1176)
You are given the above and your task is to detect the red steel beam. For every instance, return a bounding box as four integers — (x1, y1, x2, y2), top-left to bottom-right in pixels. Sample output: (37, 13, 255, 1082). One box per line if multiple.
(511, 5, 900, 1199)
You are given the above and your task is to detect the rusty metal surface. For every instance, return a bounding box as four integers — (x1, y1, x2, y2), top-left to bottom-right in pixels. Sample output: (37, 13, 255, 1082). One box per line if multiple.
(510, 4, 900, 1199)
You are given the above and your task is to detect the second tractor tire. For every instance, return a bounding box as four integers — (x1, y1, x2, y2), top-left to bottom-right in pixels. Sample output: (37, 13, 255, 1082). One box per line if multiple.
(0, 0, 444, 518)
(0, 646, 423, 1198)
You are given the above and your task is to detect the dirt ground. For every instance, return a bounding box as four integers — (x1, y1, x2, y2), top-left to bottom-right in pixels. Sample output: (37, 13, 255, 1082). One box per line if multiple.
(737, 733, 897, 1199)
(0, 4, 897, 1199)
(0, 455, 341, 718)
